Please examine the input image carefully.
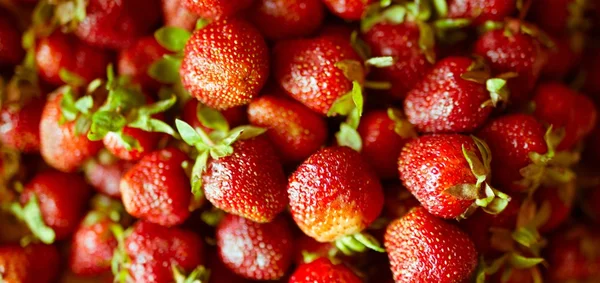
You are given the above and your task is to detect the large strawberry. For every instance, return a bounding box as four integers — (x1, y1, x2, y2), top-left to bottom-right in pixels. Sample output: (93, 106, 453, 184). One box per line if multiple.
(322, 0, 374, 20)
(0, 243, 60, 283)
(69, 210, 119, 276)
(216, 214, 293, 280)
(287, 146, 384, 253)
(398, 134, 510, 219)
(120, 148, 191, 227)
(180, 18, 270, 110)
(118, 36, 170, 91)
(248, 0, 325, 40)
(247, 95, 328, 164)
(289, 257, 362, 283)
(0, 99, 43, 153)
(384, 207, 478, 283)
(443, 0, 517, 25)
(182, 0, 253, 20)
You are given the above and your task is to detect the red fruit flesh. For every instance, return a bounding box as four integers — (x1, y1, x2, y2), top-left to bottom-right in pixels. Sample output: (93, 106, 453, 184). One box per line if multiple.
(321, 0, 373, 20)
(161, 0, 199, 30)
(117, 36, 170, 91)
(68, 215, 118, 276)
(289, 257, 362, 283)
(0, 100, 43, 153)
(103, 126, 160, 161)
(447, 0, 517, 25)
(0, 244, 60, 283)
(248, 0, 325, 40)
(182, 0, 253, 20)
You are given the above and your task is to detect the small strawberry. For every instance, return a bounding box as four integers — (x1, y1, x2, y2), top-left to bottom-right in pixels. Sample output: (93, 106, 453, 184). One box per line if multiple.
(0, 243, 60, 283)
(0, 10, 24, 68)
(0, 99, 43, 153)
(398, 134, 510, 219)
(182, 99, 247, 133)
(443, 0, 517, 25)
(248, 0, 325, 40)
(180, 18, 270, 110)
(69, 211, 119, 276)
(384, 207, 478, 283)
(117, 36, 170, 91)
(84, 153, 134, 198)
(534, 183, 576, 233)
(120, 148, 191, 227)
(216, 214, 293, 280)
(161, 0, 199, 31)
(182, 0, 253, 20)
(533, 82, 598, 150)
(273, 36, 365, 115)
(322, 0, 374, 21)
(247, 95, 328, 164)
(289, 257, 362, 283)
(357, 109, 416, 179)
(287, 146, 384, 252)
(544, 224, 600, 281)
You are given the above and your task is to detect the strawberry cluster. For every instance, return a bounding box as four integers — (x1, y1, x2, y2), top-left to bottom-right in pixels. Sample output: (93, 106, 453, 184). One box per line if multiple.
(1, 0, 600, 282)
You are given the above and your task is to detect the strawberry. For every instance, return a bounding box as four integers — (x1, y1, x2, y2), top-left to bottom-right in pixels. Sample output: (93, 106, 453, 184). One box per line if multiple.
(69, 211, 119, 276)
(0, 10, 24, 68)
(322, 0, 374, 21)
(182, 99, 247, 133)
(444, 0, 517, 25)
(362, 22, 434, 101)
(473, 27, 547, 105)
(398, 134, 510, 219)
(102, 126, 162, 161)
(120, 148, 191, 227)
(248, 0, 325, 40)
(216, 214, 293, 280)
(534, 183, 575, 233)
(403, 56, 500, 133)
(247, 95, 328, 164)
(161, 0, 199, 31)
(180, 18, 270, 110)
(182, 0, 253, 20)
(0, 99, 43, 153)
(75, 0, 162, 50)
(273, 36, 365, 115)
(530, 0, 590, 35)
(289, 257, 362, 283)
(532, 82, 598, 150)
(357, 109, 416, 179)
(117, 36, 170, 91)
(287, 146, 384, 251)
(39, 88, 103, 172)
(544, 224, 600, 281)
(0, 243, 60, 283)
(384, 207, 478, 283)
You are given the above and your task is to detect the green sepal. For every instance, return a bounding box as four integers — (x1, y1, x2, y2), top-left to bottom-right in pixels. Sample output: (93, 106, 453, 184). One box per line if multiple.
(59, 87, 79, 122)
(512, 227, 541, 249)
(196, 104, 229, 132)
(87, 79, 103, 93)
(482, 78, 510, 108)
(476, 255, 508, 283)
(53, 0, 87, 31)
(433, 18, 471, 30)
(173, 265, 211, 283)
(148, 55, 182, 84)
(380, 0, 392, 7)
(127, 95, 178, 136)
(417, 21, 436, 64)
(433, 0, 448, 17)
(365, 56, 395, 68)
(364, 81, 392, 90)
(334, 60, 365, 83)
(301, 251, 320, 264)
(361, 5, 407, 33)
(350, 31, 371, 60)
(443, 184, 479, 200)
(190, 150, 209, 197)
(223, 126, 267, 144)
(508, 253, 544, 269)
(327, 81, 363, 117)
(115, 132, 143, 151)
(387, 108, 417, 138)
(196, 18, 210, 30)
(336, 123, 363, 152)
(100, 87, 146, 113)
(87, 111, 127, 141)
(10, 195, 56, 244)
(154, 27, 192, 52)
(59, 68, 86, 87)
(334, 232, 385, 255)
(74, 115, 92, 136)
(200, 208, 225, 227)
(176, 119, 205, 147)
(110, 224, 132, 283)
(478, 184, 511, 215)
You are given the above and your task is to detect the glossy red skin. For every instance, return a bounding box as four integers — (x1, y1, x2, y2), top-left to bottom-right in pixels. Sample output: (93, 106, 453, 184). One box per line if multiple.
(288, 146, 384, 242)
(40, 90, 103, 172)
(289, 257, 361, 283)
(248, 0, 324, 40)
(182, 0, 253, 20)
(20, 171, 91, 240)
(273, 36, 365, 115)
(477, 114, 547, 193)
(530, 0, 576, 35)
(535, 186, 573, 233)
(385, 207, 478, 283)
(216, 215, 293, 280)
(247, 95, 328, 164)
(182, 99, 248, 132)
(84, 159, 133, 198)
(292, 235, 336, 265)
(35, 31, 111, 86)
(75, 0, 161, 49)
(161, 0, 198, 30)
(362, 22, 433, 101)
(69, 215, 118, 276)
(398, 134, 481, 218)
(358, 110, 413, 179)
(180, 19, 269, 110)
(474, 29, 546, 105)
(0, 100, 43, 153)
(125, 221, 204, 283)
(120, 148, 191, 227)
(118, 37, 170, 91)
(545, 225, 600, 281)
(103, 127, 160, 161)
(404, 56, 492, 133)
(321, 0, 373, 20)
(203, 137, 287, 222)
(542, 35, 581, 79)
(447, 0, 517, 25)
(533, 82, 598, 150)
(0, 12, 24, 67)
(382, 183, 420, 220)
(0, 244, 60, 283)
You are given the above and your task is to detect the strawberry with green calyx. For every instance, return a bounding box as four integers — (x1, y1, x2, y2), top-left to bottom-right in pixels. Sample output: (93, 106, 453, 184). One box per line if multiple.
(148, 25, 193, 86)
(399, 134, 511, 219)
(175, 119, 288, 223)
(289, 257, 362, 283)
(182, 99, 248, 134)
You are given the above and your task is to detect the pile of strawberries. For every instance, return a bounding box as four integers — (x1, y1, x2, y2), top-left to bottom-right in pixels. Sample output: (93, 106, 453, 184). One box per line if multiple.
(1, 0, 600, 282)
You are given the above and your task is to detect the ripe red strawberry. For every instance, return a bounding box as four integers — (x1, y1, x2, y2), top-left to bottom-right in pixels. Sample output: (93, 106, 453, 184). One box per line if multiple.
(357, 109, 416, 179)
(474, 28, 546, 105)
(118, 36, 170, 91)
(102, 126, 161, 161)
(0, 243, 60, 283)
(247, 95, 328, 164)
(182, 0, 253, 20)
(446, 0, 517, 25)
(530, 0, 589, 35)
(35, 31, 111, 86)
(362, 22, 434, 101)
(18, 170, 91, 241)
(403, 56, 494, 133)
(182, 99, 247, 132)
(322, 0, 374, 20)
(273, 36, 365, 115)
(162, 0, 199, 30)
(180, 18, 270, 110)
(69, 212, 119, 276)
(120, 148, 191, 227)
(40, 88, 103, 172)
(0, 99, 43, 153)
(535, 184, 575, 233)
(293, 235, 336, 265)
(542, 34, 582, 79)
(75, 0, 161, 49)
(216, 214, 293, 280)
(288, 146, 384, 243)
(289, 257, 362, 283)
(0, 10, 24, 68)
(533, 82, 598, 150)
(122, 221, 205, 283)
(248, 0, 325, 40)
(544, 224, 600, 281)
(84, 155, 134, 198)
